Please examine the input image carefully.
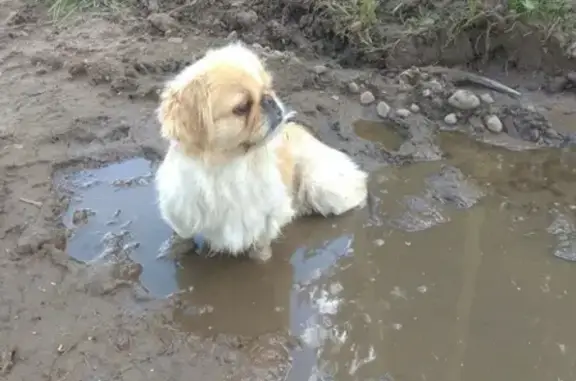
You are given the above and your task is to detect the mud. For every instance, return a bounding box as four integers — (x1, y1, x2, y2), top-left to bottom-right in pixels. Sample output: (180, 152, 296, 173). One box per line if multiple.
(3, 0, 576, 380)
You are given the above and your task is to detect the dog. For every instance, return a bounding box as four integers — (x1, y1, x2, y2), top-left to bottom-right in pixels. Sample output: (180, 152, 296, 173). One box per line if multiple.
(154, 42, 368, 261)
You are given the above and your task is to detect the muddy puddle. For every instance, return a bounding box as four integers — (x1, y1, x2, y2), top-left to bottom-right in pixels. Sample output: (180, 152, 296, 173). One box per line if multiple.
(55, 127, 576, 381)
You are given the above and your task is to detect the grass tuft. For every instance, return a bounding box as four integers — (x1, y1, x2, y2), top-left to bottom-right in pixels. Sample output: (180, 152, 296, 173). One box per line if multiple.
(43, 0, 125, 21)
(311, 0, 574, 54)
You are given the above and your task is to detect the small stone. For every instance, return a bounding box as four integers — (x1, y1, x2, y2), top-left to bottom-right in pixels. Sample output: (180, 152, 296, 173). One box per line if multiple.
(348, 82, 360, 93)
(484, 115, 503, 133)
(448, 89, 480, 110)
(567, 72, 576, 84)
(313, 65, 327, 75)
(426, 80, 444, 93)
(410, 104, 420, 113)
(376, 101, 391, 118)
(57, 344, 65, 354)
(167, 37, 183, 44)
(480, 93, 494, 104)
(395, 108, 411, 118)
(147, 13, 179, 34)
(373, 239, 385, 246)
(544, 128, 562, 139)
(360, 91, 375, 105)
(444, 113, 457, 125)
(422, 89, 432, 97)
(235, 10, 258, 29)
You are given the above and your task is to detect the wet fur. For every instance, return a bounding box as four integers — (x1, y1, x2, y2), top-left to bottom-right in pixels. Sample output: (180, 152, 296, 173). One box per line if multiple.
(155, 42, 368, 261)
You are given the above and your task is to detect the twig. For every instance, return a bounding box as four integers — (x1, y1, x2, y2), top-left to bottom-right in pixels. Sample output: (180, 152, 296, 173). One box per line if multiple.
(19, 197, 43, 208)
(423, 66, 522, 98)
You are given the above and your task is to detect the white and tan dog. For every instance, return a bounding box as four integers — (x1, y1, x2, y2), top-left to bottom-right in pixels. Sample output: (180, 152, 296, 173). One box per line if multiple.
(155, 42, 367, 261)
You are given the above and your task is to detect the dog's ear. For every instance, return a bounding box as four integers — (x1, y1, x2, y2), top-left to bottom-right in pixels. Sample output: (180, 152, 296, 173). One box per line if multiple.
(158, 77, 212, 151)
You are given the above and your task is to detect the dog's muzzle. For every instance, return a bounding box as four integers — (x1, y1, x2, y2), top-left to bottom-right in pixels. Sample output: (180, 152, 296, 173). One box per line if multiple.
(261, 94, 295, 131)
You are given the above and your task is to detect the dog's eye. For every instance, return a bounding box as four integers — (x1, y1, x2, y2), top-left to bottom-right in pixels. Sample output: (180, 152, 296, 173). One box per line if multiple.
(233, 100, 252, 116)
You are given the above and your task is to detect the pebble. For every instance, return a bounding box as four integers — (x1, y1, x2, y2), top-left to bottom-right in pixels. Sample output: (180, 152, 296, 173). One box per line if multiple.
(313, 65, 328, 75)
(480, 93, 494, 104)
(410, 104, 420, 113)
(544, 128, 562, 139)
(376, 101, 391, 118)
(484, 115, 503, 133)
(360, 91, 375, 105)
(147, 13, 179, 34)
(444, 113, 457, 125)
(348, 82, 360, 93)
(422, 89, 432, 97)
(235, 10, 259, 29)
(426, 80, 444, 93)
(395, 108, 411, 118)
(448, 89, 480, 110)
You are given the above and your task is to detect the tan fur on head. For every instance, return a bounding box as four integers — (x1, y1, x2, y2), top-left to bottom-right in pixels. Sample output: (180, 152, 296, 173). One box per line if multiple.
(157, 42, 279, 163)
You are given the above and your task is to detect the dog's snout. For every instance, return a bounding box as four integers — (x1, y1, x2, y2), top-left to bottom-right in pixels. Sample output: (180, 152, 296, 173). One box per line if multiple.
(261, 94, 283, 118)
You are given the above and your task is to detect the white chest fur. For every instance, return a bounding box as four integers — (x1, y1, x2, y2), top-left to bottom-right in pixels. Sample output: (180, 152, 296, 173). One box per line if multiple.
(155, 143, 295, 254)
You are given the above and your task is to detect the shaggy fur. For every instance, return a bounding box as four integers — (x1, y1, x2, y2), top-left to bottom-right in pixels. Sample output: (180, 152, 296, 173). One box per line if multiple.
(155, 42, 368, 261)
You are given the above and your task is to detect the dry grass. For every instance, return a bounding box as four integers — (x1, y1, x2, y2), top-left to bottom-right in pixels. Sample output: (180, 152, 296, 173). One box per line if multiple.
(42, 0, 127, 20)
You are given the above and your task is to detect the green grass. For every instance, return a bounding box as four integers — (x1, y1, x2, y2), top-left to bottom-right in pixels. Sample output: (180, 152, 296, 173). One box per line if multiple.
(313, 0, 574, 53)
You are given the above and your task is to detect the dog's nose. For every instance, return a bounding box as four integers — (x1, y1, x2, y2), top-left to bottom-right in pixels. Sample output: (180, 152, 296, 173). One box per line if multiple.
(261, 94, 283, 118)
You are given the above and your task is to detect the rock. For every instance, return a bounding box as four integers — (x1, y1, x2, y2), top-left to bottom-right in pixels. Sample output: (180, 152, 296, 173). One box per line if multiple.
(376, 101, 391, 118)
(444, 113, 457, 125)
(567, 71, 576, 84)
(313, 65, 327, 75)
(410, 104, 420, 113)
(544, 128, 562, 140)
(484, 115, 503, 133)
(360, 91, 375, 105)
(348, 82, 360, 93)
(425, 80, 443, 93)
(235, 10, 258, 29)
(448, 89, 480, 110)
(147, 13, 179, 34)
(480, 93, 494, 104)
(422, 89, 432, 97)
(395, 108, 411, 118)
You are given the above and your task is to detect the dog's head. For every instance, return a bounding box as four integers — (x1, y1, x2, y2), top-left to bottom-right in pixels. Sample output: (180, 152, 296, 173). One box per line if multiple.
(158, 42, 294, 161)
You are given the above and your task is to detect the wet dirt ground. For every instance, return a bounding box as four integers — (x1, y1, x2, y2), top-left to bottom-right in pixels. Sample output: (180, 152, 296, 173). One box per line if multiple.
(3, 0, 576, 380)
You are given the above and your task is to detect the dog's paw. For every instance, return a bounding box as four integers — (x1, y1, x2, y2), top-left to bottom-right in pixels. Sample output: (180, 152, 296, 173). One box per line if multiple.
(248, 245, 272, 262)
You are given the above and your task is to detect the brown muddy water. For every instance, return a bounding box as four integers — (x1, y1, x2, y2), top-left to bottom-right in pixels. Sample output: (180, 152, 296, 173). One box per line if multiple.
(56, 125, 576, 381)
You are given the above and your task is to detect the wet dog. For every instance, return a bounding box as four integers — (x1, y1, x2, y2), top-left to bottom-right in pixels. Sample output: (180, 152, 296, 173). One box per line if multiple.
(154, 42, 368, 261)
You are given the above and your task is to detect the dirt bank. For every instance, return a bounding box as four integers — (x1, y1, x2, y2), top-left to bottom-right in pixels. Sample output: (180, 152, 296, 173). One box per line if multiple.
(2, 0, 576, 379)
